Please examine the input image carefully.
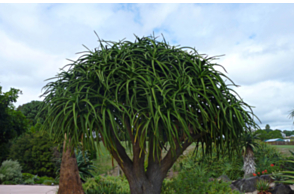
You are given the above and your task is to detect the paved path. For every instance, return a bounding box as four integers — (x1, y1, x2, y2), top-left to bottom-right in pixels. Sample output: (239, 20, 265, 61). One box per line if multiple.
(0, 185, 58, 194)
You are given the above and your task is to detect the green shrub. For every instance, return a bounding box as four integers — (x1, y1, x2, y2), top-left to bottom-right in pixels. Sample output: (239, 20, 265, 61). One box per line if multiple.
(43, 179, 55, 185)
(22, 173, 35, 181)
(8, 131, 59, 177)
(22, 173, 56, 185)
(254, 142, 284, 173)
(2, 181, 17, 185)
(83, 176, 130, 194)
(161, 162, 238, 194)
(178, 147, 244, 181)
(36, 176, 55, 184)
(24, 178, 35, 185)
(0, 160, 22, 184)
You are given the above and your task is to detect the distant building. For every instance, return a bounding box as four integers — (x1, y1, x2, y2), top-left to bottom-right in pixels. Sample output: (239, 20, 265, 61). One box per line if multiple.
(281, 133, 286, 138)
(290, 135, 294, 138)
(264, 138, 284, 142)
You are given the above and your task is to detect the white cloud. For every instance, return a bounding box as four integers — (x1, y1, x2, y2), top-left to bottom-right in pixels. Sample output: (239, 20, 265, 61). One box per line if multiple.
(1, 3, 294, 130)
(235, 80, 294, 130)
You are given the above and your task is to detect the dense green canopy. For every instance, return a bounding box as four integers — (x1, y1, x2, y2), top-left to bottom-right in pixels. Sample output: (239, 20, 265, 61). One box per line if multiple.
(0, 86, 28, 162)
(0, 86, 28, 144)
(17, 100, 45, 127)
(40, 34, 259, 160)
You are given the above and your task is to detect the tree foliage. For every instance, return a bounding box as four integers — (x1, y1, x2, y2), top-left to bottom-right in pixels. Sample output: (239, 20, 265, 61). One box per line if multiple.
(8, 131, 58, 177)
(0, 86, 28, 144)
(39, 34, 259, 193)
(283, 130, 294, 136)
(17, 100, 45, 127)
(0, 160, 23, 184)
(0, 86, 28, 163)
(254, 129, 283, 141)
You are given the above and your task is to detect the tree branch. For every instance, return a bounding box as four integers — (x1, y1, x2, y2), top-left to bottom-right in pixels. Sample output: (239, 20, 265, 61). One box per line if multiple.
(108, 124, 133, 173)
(132, 118, 145, 178)
(160, 131, 207, 175)
(124, 116, 134, 144)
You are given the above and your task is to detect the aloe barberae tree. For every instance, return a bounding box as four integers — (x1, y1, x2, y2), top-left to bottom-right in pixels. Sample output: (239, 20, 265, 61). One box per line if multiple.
(40, 34, 259, 194)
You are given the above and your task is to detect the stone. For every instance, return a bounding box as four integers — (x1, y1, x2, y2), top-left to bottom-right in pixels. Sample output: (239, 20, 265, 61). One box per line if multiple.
(231, 175, 273, 193)
(271, 183, 294, 194)
(259, 174, 273, 183)
(217, 175, 231, 182)
(231, 176, 259, 192)
(229, 184, 240, 193)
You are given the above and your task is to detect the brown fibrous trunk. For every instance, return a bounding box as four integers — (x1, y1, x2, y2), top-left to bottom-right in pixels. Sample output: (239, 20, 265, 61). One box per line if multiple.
(58, 134, 84, 194)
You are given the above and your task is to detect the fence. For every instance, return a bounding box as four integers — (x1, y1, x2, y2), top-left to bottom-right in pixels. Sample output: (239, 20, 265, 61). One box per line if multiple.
(266, 141, 294, 145)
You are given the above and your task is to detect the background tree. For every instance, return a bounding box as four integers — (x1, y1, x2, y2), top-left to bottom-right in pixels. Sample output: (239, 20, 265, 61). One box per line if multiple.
(265, 124, 272, 133)
(8, 131, 58, 177)
(40, 34, 259, 194)
(17, 100, 45, 127)
(255, 129, 283, 141)
(283, 130, 294, 136)
(290, 109, 294, 119)
(0, 86, 28, 163)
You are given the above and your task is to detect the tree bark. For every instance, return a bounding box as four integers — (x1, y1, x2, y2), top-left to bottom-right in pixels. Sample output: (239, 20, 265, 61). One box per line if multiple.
(243, 146, 256, 178)
(128, 173, 164, 194)
(106, 121, 207, 194)
(58, 134, 84, 194)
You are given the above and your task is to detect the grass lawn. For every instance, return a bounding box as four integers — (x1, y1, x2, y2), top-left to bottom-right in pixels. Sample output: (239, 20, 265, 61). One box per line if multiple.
(272, 145, 294, 156)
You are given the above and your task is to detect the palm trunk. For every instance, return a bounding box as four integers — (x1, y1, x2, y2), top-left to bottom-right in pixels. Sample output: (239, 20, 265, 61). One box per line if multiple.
(58, 134, 84, 194)
(243, 146, 256, 178)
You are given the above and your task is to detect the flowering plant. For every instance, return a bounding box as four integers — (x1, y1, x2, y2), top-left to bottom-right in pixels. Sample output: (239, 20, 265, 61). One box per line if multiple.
(253, 169, 268, 177)
(253, 163, 277, 177)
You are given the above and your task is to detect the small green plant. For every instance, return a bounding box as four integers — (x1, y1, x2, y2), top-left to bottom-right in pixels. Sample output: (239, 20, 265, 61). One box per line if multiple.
(22, 173, 56, 185)
(75, 149, 96, 181)
(256, 179, 270, 193)
(271, 171, 285, 181)
(0, 160, 22, 184)
(55, 147, 96, 182)
(24, 178, 35, 185)
(161, 161, 238, 194)
(275, 160, 294, 184)
(82, 175, 130, 194)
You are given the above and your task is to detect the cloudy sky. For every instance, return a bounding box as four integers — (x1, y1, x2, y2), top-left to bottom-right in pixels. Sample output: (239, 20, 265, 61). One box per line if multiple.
(1, 3, 294, 130)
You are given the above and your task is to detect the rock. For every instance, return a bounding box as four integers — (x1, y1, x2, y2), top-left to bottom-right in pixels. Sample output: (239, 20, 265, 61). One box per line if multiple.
(229, 184, 240, 193)
(217, 175, 231, 182)
(231, 175, 273, 193)
(232, 176, 258, 192)
(271, 183, 294, 194)
(259, 174, 273, 183)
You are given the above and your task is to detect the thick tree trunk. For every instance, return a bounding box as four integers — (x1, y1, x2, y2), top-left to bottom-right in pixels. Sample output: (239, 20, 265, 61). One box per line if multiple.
(106, 120, 207, 194)
(58, 134, 84, 194)
(243, 146, 256, 178)
(128, 175, 164, 194)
